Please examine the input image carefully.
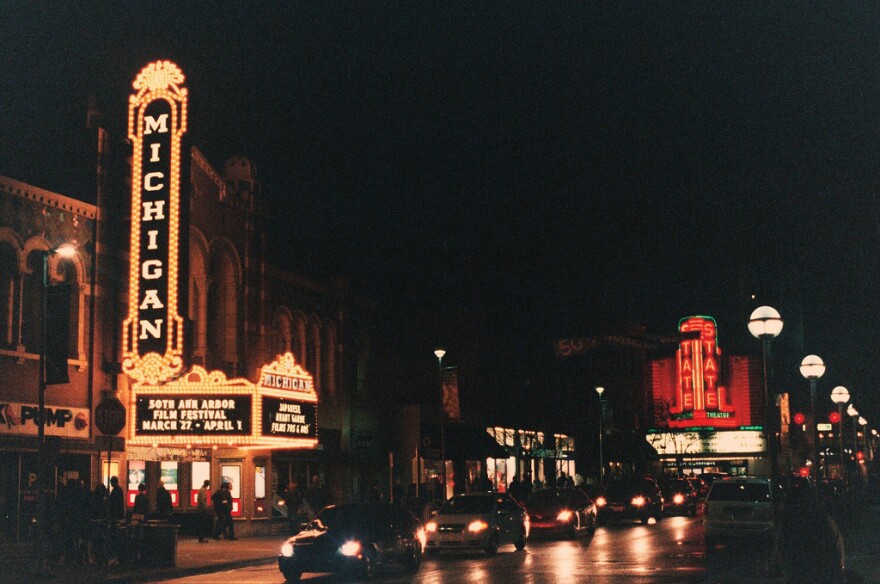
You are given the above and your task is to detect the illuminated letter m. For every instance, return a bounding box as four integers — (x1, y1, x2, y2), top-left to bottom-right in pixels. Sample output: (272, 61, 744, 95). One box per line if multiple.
(144, 114, 169, 134)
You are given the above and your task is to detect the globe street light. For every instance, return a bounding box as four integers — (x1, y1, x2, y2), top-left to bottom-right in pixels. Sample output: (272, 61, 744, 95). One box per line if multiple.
(35, 243, 77, 573)
(749, 306, 783, 478)
(800, 355, 826, 481)
(434, 348, 446, 499)
(847, 404, 859, 474)
(595, 386, 605, 485)
(830, 386, 850, 479)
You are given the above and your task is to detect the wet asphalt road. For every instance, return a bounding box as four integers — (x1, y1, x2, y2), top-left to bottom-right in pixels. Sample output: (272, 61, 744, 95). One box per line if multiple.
(157, 514, 781, 584)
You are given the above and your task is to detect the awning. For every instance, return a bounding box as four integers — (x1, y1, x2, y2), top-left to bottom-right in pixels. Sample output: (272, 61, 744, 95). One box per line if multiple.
(603, 431, 659, 463)
(421, 423, 509, 461)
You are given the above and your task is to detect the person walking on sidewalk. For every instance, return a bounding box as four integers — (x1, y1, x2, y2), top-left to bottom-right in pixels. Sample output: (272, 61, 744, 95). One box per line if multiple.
(109, 476, 125, 522)
(156, 481, 173, 520)
(196, 480, 212, 543)
(212, 482, 236, 540)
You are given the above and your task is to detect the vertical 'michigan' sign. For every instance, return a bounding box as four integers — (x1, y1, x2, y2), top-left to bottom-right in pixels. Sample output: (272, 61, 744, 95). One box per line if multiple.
(122, 61, 188, 384)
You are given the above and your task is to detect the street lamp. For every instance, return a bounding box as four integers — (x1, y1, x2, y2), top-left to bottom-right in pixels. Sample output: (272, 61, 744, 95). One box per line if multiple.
(799, 355, 826, 481)
(595, 386, 605, 485)
(749, 306, 783, 478)
(847, 404, 858, 475)
(35, 243, 76, 572)
(859, 417, 868, 455)
(830, 386, 850, 479)
(434, 348, 446, 500)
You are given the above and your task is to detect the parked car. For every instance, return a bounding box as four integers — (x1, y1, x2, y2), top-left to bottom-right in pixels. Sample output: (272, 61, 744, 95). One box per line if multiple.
(424, 492, 529, 555)
(703, 476, 781, 549)
(524, 487, 597, 539)
(661, 478, 698, 516)
(597, 477, 664, 525)
(686, 476, 709, 500)
(278, 503, 424, 582)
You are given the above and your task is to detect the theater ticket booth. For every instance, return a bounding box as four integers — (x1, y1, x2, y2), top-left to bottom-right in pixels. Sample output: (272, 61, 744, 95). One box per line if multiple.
(127, 354, 319, 536)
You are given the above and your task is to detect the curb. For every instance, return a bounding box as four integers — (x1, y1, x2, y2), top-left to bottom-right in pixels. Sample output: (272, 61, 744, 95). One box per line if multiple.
(104, 556, 278, 583)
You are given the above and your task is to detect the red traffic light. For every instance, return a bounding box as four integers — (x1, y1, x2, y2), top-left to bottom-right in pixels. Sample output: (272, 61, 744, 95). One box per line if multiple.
(798, 466, 810, 477)
(829, 412, 841, 424)
(793, 413, 806, 425)
(857, 451, 865, 461)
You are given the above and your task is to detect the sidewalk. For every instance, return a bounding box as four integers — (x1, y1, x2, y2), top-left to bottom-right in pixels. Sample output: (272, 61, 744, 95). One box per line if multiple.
(3, 533, 282, 584)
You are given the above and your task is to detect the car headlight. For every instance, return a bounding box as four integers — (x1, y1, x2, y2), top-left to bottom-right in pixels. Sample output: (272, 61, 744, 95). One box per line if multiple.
(417, 527, 427, 550)
(557, 510, 573, 522)
(340, 540, 361, 557)
(631, 496, 646, 507)
(425, 521, 438, 533)
(467, 520, 489, 533)
(595, 496, 606, 507)
(673, 494, 685, 504)
(281, 542, 294, 557)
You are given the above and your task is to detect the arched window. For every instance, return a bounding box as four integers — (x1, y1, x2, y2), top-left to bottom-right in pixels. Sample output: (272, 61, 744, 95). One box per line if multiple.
(207, 248, 238, 375)
(307, 315, 321, 395)
(0, 242, 17, 348)
(272, 308, 293, 357)
(54, 256, 80, 360)
(21, 250, 42, 353)
(322, 319, 337, 400)
(188, 233, 209, 366)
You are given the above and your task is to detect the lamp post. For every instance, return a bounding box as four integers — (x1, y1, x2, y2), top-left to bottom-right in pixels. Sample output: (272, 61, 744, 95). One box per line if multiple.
(595, 386, 605, 485)
(859, 417, 868, 457)
(830, 386, 849, 479)
(434, 348, 446, 500)
(748, 306, 783, 478)
(799, 355, 826, 481)
(35, 243, 76, 571)
(847, 404, 858, 482)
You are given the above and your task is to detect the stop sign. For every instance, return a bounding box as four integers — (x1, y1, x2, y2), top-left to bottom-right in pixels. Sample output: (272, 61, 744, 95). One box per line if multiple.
(95, 397, 127, 436)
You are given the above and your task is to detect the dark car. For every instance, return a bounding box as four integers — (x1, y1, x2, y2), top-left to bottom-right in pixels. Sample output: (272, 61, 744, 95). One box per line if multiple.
(597, 477, 664, 525)
(661, 478, 698, 516)
(525, 488, 597, 539)
(278, 503, 424, 582)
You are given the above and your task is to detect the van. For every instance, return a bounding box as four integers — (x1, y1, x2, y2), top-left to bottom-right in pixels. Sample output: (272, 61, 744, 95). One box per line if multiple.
(703, 476, 780, 549)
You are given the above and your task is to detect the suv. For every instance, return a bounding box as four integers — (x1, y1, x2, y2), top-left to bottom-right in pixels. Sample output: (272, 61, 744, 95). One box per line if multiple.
(704, 476, 781, 549)
(597, 477, 664, 525)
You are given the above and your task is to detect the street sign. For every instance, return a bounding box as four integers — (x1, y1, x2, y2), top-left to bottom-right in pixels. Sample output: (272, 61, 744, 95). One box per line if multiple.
(95, 435, 125, 452)
(94, 397, 126, 436)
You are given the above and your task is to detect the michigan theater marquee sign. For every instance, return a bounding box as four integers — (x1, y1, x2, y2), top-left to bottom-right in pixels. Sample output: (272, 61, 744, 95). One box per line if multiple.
(123, 61, 318, 450)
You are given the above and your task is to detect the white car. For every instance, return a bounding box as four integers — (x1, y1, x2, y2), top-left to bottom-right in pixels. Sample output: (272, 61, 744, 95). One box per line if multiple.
(704, 476, 780, 549)
(425, 492, 529, 556)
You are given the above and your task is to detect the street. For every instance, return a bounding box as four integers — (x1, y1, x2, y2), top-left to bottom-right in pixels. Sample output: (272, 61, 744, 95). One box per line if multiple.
(156, 515, 778, 584)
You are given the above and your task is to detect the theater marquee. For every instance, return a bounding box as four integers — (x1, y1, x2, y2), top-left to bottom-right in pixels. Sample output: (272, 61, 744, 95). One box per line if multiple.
(129, 354, 318, 449)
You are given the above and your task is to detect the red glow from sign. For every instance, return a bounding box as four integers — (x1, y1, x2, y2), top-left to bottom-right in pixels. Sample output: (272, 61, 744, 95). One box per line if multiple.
(829, 412, 841, 424)
(793, 413, 805, 425)
(668, 316, 737, 429)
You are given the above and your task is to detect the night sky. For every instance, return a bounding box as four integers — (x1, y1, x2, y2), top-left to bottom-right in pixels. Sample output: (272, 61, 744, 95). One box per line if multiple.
(3, 3, 880, 427)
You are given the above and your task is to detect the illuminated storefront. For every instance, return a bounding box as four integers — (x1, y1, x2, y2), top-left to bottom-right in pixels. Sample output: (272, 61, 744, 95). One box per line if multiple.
(648, 316, 766, 476)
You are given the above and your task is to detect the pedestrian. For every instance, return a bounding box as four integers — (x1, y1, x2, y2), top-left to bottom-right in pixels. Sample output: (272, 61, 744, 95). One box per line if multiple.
(508, 476, 522, 501)
(91, 482, 109, 520)
(574, 472, 584, 487)
(305, 474, 327, 512)
(108, 476, 125, 522)
(521, 473, 533, 499)
(156, 480, 173, 520)
(212, 482, 236, 540)
(283, 481, 304, 533)
(132, 483, 149, 524)
(196, 480, 212, 543)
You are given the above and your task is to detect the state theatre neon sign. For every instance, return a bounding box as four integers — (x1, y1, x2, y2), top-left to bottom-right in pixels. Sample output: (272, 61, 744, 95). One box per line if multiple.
(122, 60, 188, 384)
(669, 316, 736, 428)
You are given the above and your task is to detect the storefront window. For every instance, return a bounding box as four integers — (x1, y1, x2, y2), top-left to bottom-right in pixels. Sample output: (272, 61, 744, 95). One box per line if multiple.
(101, 460, 120, 488)
(255, 464, 266, 499)
(221, 464, 242, 516)
(127, 461, 146, 507)
(191, 461, 211, 506)
(161, 461, 179, 506)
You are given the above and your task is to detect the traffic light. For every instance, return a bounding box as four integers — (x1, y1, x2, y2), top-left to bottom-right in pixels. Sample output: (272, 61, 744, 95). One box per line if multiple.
(829, 412, 841, 424)
(857, 451, 865, 461)
(793, 412, 805, 425)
